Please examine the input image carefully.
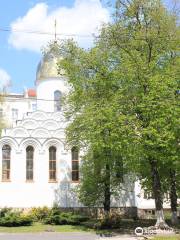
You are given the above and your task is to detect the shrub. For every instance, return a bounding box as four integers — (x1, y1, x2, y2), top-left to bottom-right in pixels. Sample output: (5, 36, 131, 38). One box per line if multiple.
(29, 207, 50, 222)
(43, 207, 61, 225)
(59, 212, 77, 225)
(0, 209, 33, 227)
(0, 207, 12, 218)
(68, 214, 89, 225)
(19, 214, 33, 226)
(81, 219, 98, 229)
(43, 210, 89, 225)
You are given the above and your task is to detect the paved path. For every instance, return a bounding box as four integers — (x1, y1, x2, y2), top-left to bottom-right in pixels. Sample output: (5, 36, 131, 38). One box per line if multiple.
(0, 232, 140, 240)
(0, 232, 179, 240)
(0, 232, 96, 240)
(100, 235, 139, 240)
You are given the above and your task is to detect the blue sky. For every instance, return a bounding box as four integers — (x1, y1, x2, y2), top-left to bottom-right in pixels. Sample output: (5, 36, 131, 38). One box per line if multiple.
(0, 0, 176, 93)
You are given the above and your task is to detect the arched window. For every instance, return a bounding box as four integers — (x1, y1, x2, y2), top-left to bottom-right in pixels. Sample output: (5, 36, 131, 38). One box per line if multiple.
(2, 145, 11, 181)
(71, 147, 79, 182)
(54, 90, 62, 112)
(0, 108, 3, 118)
(26, 146, 34, 181)
(49, 146, 56, 181)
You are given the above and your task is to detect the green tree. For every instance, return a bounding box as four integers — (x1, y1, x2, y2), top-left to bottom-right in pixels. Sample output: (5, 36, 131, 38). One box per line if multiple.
(60, 41, 138, 216)
(101, 0, 179, 228)
(59, 0, 179, 228)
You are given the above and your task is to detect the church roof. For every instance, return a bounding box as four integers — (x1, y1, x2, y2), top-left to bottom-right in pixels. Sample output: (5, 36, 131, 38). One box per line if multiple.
(28, 89, 36, 97)
(36, 41, 65, 83)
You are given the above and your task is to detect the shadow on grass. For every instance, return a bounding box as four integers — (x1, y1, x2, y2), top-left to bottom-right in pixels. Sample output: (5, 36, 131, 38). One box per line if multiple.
(82, 218, 180, 235)
(0, 219, 179, 235)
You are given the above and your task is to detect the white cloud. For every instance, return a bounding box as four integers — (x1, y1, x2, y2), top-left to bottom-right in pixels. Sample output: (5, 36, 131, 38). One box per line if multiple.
(0, 68, 11, 91)
(8, 0, 110, 52)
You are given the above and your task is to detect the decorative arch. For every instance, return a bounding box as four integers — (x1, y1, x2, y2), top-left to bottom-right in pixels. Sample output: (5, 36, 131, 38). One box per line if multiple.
(21, 119, 39, 129)
(52, 112, 65, 121)
(20, 138, 42, 151)
(42, 119, 59, 130)
(0, 137, 19, 151)
(31, 128, 50, 138)
(53, 129, 65, 139)
(29, 111, 48, 121)
(11, 127, 29, 138)
(43, 138, 64, 149)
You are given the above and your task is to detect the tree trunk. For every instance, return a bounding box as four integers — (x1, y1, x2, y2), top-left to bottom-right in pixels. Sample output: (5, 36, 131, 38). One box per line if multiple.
(103, 163, 111, 218)
(169, 169, 179, 225)
(150, 159, 169, 229)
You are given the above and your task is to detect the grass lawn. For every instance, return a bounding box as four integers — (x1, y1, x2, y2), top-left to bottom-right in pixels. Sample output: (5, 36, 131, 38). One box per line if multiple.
(0, 219, 179, 236)
(153, 236, 180, 240)
(0, 222, 92, 233)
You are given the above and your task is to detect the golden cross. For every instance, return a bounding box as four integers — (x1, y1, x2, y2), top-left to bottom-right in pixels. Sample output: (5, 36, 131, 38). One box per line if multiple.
(54, 19, 57, 42)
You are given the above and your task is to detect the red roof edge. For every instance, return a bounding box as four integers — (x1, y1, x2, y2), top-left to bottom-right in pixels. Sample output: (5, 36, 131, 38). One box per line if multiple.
(27, 89, 36, 97)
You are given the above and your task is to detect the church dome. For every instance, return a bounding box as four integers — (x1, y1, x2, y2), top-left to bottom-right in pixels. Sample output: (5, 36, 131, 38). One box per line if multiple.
(36, 41, 65, 82)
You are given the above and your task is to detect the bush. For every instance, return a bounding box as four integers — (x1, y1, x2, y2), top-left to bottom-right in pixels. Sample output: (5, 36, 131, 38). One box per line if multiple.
(81, 219, 98, 229)
(43, 207, 61, 225)
(0, 209, 33, 227)
(0, 207, 90, 227)
(59, 212, 80, 225)
(0, 207, 12, 218)
(29, 207, 50, 222)
(43, 210, 89, 225)
(68, 214, 89, 225)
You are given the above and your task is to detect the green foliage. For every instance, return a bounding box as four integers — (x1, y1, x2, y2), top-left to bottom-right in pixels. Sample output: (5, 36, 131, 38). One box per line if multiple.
(153, 237, 180, 240)
(58, 0, 179, 223)
(44, 210, 89, 225)
(59, 33, 139, 212)
(104, 1, 179, 223)
(104, 0, 179, 161)
(28, 207, 50, 222)
(0, 207, 12, 218)
(0, 209, 33, 227)
(43, 207, 61, 225)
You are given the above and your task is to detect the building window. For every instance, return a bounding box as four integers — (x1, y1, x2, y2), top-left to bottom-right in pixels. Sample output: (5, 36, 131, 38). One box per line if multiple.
(32, 103, 37, 112)
(49, 146, 56, 181)
(2, 145, 11, 181)
(12, 108, 18, 120)
(144, 191, 154, 199)
(164, 192, 170, 200)
(54, 90, 62, 112)
(71, 147, 79, 182)
(0, 108, 3, 118)
(26, 146, 34, 181)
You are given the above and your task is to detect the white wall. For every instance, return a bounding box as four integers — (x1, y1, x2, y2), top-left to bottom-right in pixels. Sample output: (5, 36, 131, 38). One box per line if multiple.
(134, 181, 171, 209)
(0, 77, 141, 209)
(36, 78, 68, 112)
(0, 138, 80, 208)
(0, 106, 81, 208)
(0, 96, 36, 128)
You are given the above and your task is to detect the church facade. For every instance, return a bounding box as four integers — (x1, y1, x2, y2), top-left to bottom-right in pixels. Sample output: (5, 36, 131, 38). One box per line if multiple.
(0, 42, 171, 213)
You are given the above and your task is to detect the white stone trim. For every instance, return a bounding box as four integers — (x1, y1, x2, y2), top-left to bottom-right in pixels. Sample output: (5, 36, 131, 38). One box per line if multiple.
(0, 136, 19, 151)
(20, 137, 42, 151)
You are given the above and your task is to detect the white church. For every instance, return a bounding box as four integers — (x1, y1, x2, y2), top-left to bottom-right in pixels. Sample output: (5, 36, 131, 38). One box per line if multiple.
(0, 41, 171, 216)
